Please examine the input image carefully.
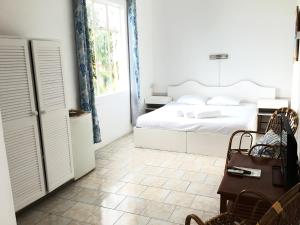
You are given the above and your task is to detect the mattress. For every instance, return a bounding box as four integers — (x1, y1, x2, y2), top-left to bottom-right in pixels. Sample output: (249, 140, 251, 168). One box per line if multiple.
(136, 102, 258, 135)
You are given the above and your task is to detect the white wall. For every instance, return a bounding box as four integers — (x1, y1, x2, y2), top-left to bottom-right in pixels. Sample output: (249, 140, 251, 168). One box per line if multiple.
(136, 0, 154, 100)
(0, 113, 17, 225)
(93, 91, 132, 149)
(144, 0, 296, 98)
(0, 0, 79, 108)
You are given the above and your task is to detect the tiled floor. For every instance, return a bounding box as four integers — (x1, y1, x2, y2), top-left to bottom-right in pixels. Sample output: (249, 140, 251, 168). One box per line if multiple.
(17, 134, 226, 225)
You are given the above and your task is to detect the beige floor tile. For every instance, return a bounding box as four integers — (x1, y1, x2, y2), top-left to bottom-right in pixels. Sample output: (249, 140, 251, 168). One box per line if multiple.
(63, 202, 96, 222)
(141, 165, 165, 176)
(75, 179, 100, 190)
(180, 162, 202, 172)
(140, 187, 170, 202)
(161, 159, 183, 169)
(64, 202, 123, 225)
(117, 197, 149, 214)
(182, 171, 207, 183)
(202, 166, 224, 176)
(73, 188, 102, 204)
(35, 215, 71, 225)
(34, 197, 76, 215)
(194, 156, 216, 166)
(104, 169, 130, 180)
(204, 174, 223, 186)
(164, 191, 196, 208)
(214, 158, 226, 167)
(191, 196, 219, 213)
(168, 206, 204, 224)
(17, 134, 225, 225)
(68, 220, 92, 225)
(142, 201, 176, 220)
(163, 179, 190, 192)
(148, 219, 178, 225)
(121, 173, 146, 184)
(114, 213, 150, 225)
(94, 167, 110, 176)
(140, 176, 168, 187)
(160, 168, 185, 179)
(186, 182, 219, 199)
(144, 158, 165, 167)
(98, 180, 126, 193)
(94, 192, 125, 209)
(117, 183, 147, 197)
(55, 184, 83, 200)
(201, 211, 217, 222)
(104, 160, 129, 169)
(96, 159, 112, 167)
(17, 210, 48, 225)
(86, 206, 123, 225)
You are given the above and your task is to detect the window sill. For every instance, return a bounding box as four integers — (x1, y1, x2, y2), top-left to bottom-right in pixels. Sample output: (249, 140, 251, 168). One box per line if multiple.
(95, 89, 129, 103)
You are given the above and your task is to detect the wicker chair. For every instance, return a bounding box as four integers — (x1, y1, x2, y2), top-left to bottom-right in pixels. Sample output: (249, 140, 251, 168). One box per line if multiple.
(185, 183, 300, 225)
(266, 107, 298, 135)
(257, 183, 300, 225)
(226, 107, 298, 162)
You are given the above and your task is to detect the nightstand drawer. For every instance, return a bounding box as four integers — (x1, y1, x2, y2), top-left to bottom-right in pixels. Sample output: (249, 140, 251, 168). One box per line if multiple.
(256, 98, 289, 133)
(145, 96, 172, 105)
(257, 99, 289, 110)
(145, 96, 172, 113)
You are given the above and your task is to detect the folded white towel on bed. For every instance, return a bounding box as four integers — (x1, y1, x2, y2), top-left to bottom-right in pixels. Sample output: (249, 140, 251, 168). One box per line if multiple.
(186, 112, 196, 118)
(177, 110, 184, 117)
(197, 110, 221, 119)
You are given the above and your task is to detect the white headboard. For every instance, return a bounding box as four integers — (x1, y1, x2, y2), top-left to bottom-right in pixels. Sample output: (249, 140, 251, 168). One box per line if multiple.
(167, 80, 276, 103)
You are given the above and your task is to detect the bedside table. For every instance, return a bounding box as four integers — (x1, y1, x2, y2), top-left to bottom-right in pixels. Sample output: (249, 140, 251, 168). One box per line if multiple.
(145, 96, 172, 113)
(257, 99, 289, 133)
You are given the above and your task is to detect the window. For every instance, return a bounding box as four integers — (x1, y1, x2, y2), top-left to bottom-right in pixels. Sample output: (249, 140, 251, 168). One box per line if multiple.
(87, 0, 128, 96)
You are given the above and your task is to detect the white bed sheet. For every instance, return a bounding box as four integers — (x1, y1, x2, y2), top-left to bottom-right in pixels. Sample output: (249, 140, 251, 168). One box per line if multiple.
(136, 102, 257, 135)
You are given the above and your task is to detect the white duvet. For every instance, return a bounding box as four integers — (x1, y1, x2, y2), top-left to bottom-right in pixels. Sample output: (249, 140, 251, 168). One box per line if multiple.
(136, 102, 257, 135)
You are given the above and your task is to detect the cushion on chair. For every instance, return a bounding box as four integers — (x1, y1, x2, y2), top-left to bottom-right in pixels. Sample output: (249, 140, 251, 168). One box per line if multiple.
(251, 129, 287, 158)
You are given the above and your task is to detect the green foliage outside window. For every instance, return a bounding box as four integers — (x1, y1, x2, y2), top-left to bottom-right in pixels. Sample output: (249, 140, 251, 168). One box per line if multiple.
(87, 0, 121, 96)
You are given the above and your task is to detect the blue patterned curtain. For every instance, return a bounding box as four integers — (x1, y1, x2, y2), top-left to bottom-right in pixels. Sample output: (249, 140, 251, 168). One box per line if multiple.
(73, 0, 101, 143)
(128, 0, 142, 125)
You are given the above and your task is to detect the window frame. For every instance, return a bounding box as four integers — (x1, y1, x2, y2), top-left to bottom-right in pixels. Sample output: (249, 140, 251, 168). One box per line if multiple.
(88, 0, 130, 98)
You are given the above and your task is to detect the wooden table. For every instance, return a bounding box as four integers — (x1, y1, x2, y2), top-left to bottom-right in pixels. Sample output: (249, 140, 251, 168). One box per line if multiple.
(217, 153, 286, 213)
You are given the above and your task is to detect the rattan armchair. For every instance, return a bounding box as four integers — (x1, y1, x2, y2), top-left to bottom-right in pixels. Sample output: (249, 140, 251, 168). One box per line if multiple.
(257, 183, 300, 225)
(226, 108, 298, 162)
(266, 107, 298, 135)
(185, 190, 272, 225)
(185, 183, 300, 225)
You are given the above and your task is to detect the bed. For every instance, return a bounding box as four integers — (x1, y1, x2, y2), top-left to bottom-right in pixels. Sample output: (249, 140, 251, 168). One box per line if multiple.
(134, 80, 276, 158)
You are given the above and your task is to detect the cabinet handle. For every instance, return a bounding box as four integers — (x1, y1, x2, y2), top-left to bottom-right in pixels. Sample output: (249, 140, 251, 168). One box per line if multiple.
(31, 111, 38, 116)
(41, 110, 46, 115)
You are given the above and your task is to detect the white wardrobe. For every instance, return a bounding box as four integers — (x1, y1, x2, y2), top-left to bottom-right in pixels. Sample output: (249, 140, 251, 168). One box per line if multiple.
(0, 37, 74, 211)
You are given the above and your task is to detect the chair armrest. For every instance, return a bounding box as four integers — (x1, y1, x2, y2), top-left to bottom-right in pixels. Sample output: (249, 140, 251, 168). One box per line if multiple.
(248, 144, 281, 159)
(231, 190, 272, 223)
(228, 130, 263, 150)
(227, 130, 263, 162)
(185, 214, 205, 225)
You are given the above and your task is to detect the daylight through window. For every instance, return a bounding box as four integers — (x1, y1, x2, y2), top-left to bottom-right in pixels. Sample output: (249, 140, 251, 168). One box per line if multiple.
(87, 0, 127, 96)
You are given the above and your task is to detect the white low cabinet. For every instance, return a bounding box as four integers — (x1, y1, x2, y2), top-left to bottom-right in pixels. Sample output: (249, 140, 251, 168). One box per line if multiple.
(70, 112, 95, 180)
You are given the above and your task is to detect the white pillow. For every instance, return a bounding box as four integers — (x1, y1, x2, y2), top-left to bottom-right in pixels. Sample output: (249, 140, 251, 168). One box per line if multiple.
(176, 95, 206, 105)
(207, 96, 240, 106)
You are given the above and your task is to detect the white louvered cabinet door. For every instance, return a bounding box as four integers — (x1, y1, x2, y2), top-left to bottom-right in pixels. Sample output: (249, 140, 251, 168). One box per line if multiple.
(31, 40, 74, 192)
(0, 38, 46, 211)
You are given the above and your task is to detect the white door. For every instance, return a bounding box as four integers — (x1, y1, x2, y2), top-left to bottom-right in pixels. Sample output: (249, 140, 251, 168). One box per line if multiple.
(31, 40, 74, 191)
(0, 38, 46, 211)
(0, 112, 17, 225)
